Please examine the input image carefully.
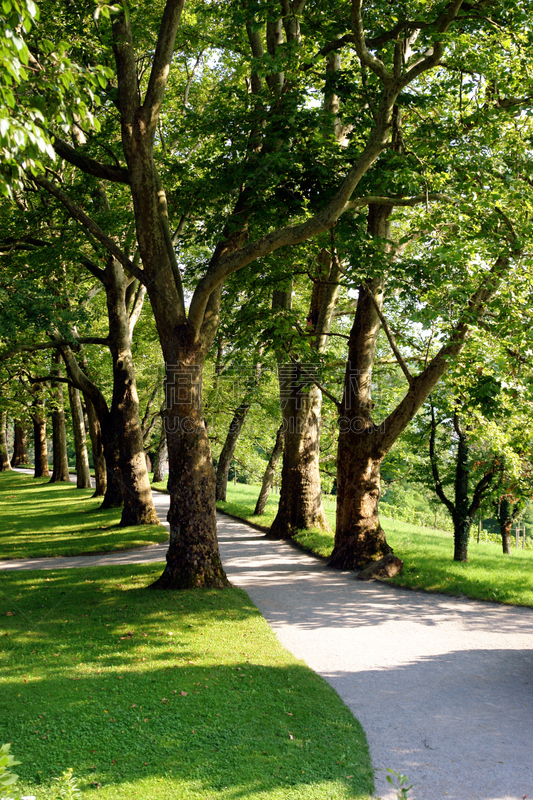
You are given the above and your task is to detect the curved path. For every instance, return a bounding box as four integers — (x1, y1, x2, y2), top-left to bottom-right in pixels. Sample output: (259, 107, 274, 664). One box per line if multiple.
(2, 487, 532, 800)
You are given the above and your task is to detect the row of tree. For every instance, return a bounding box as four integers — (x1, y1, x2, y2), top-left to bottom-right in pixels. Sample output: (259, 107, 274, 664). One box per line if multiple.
(1, 0, 533, 588)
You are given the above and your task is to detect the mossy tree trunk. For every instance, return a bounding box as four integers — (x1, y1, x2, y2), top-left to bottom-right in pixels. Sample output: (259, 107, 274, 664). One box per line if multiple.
(31, 386, 49, 478)
(254, 423, 284, 516)
(49, 350, 70, 483)
(0, 411, 11, 471)
(84, 396, 106, 497)
(68, 385, 92, 489)
(12, 420, 30, 466)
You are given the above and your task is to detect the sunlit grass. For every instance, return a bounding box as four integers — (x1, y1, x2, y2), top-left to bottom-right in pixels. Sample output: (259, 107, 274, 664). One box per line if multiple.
(219, 484, 533, 608)
(0, 565, 374, 800)
(0, 473, 168, 559)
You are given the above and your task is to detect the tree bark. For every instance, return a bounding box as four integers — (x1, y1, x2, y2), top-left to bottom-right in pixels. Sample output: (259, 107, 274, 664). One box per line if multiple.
(329, 205, 393, 568)
(254, 423, 284, 515)
(269, 366, 330, 538)
(12, 420, 30, 466)
(68, 385, 92, 488)
(452, 416, 471, 561)
(501, 518, 512, 555)
(85, 396, 106, 497)
(150, 350, 228, 589)
(105, 260, 159, 525)
(269, 257, 340, 539)
(31, 386, 49, 478)
(152, 423, 168, 484)
(50, 351, 70, 483)
(0, 411, 11, 471)
(497, 497, 520, 555)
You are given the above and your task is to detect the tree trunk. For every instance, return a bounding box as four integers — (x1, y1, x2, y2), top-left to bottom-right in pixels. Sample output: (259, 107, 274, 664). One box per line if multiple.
(31, 386, 49, 478)
(453, 514, 472, 562)
(105, 260, 158, 525)
(497, 497, 518, 555)
(269, 261, 340, 539)
(452, 418, 470, 562)
(216, 401, 251, 501)
(0, 411, 11, 471)
(330, 205, 393, 569)
(152, 424, 168, 484)
(254, 423, 284, 515)
(85, 396, 106, 497)
(68, 385, 92, 489)
(269, 368, 330, 538)
(98, 426, 124, 508)
(12, 420, 30, 466)
(501, 519, 512, 555)
(151, 354, 228, 589)
(50, 351, 70, 483)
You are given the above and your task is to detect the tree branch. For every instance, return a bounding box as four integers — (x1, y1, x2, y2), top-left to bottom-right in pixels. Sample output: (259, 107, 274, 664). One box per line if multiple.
(345, 192, 454, 211)
(365, 287, 413, 385)
(52, 135, 130, 184)
(379, 242, 521, 455)
(142, 0, 186, 137)
(32, 175, 148, 287)
(351, 0, 392, 84)
(1, 337, 109, 361)
(468, 458, 500, 518)
(401, 0, 464, 87)
(28, 373, 77, 389)
(79, 254, 106, 283)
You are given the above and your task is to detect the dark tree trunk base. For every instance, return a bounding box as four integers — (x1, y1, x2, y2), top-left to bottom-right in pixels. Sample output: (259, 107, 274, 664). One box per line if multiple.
(267, 507, 331, 541)
(120, 507, 160, 526)
(100, 497, 123, 509)
(328, 525, 393, 571)
(149, 558, 229, 590)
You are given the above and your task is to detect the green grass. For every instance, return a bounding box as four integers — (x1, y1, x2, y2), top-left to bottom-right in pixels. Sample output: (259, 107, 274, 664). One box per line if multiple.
(0, 565, 374, 800)
(0, 472, 168, 559)
(217, 484, 533, 609)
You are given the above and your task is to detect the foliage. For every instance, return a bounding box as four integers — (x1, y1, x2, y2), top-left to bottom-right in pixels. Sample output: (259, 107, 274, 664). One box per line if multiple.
(0, 564, 374, 800)
(53, 768, 80, 800)
(386, 769, 413, 800)
(0, 742, 20, 797)
(0, 0, 112, 196)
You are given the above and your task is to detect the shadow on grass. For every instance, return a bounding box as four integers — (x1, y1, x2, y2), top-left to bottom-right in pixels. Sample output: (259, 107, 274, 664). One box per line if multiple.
(0, 473, 167, 559)
(0, 564, 373, 800)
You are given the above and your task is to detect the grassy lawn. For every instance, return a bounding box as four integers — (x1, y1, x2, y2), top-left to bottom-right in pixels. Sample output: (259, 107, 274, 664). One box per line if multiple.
(0, 565, 374, 800)
(217, 484, 533, 609)
(0, 472, 168, 559)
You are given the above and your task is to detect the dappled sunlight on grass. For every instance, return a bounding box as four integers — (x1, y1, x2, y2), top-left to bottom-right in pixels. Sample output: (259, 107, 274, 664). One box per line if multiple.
(0, 565, 374, 800)
(0, 473, 168, 558)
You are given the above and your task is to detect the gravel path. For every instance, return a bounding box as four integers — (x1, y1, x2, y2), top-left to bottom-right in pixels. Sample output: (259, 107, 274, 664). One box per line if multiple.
(2, 484, 532, 799)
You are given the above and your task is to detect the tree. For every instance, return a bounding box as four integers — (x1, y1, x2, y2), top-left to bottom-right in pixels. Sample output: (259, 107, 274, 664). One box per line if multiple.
(49, 349, 70, 482)
(30, 382, 49, 478)
(0, 173, 159, 524)
(22, 0, 533, 584)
